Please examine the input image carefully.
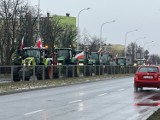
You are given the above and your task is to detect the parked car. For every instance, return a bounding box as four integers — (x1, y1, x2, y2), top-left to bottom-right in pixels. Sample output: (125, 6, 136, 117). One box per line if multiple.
(134, 65, 160, 92)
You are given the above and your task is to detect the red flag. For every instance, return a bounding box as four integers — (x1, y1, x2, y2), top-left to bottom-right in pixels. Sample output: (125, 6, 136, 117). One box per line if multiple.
(36, 36, 42, 48)
(75, 51, 85, 59)
(20, 36, 24, 50)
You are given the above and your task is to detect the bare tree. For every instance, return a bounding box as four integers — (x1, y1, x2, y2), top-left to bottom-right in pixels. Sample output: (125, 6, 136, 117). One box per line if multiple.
(59, 24, 76, 48)
(40, 14, 77, 53)
(149, 54, 160, 65)
(0, 0, 23, 65)
(0, 0, 38, 65)
(87, 35, 100, 52)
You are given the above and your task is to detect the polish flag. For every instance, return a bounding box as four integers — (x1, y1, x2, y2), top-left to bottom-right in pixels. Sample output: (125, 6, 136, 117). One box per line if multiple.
(75, 51, 85, 59)
(36, 36, 42, 48)
(20, 36, 24, 50)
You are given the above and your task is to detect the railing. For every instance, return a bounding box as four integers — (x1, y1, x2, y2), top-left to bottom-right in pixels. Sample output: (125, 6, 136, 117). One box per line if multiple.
(0, 65, 138, 83)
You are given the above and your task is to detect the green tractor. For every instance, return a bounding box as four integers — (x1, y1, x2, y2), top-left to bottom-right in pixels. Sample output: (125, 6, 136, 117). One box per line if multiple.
(133, 58, 145, 67)
(88, 52, 104, 75)
(101, 52, 116, 74)
(75, 50, 92, 76)
(115, 57, 129, 73)
(12, 46, 55, 81)
(101, 52, 113, 65)
(115, 57, 128, 66)
(55, 48, 77, 77)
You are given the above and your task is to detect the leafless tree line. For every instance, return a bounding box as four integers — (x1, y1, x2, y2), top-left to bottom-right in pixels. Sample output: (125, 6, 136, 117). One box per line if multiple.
(0, 0, 159, 65)
(0, 0, 76, 65)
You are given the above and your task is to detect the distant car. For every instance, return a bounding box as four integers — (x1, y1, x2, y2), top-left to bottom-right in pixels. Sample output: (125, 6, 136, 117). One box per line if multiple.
(134, 65, 160, 92)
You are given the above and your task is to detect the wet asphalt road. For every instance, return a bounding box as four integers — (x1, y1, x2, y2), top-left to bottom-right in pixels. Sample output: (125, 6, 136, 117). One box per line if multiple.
(0, 77, 160, 120)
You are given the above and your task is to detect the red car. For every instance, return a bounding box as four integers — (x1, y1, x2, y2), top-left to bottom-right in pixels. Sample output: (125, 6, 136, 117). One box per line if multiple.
(134, 65, 160, 92)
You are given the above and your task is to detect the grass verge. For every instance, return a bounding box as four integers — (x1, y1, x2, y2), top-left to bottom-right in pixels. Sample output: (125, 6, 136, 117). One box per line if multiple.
(0, 74, 133, 94)
(147, 108, 160, 120)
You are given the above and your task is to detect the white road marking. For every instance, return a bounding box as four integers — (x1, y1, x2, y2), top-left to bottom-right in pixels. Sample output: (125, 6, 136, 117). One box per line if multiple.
(98, 93, 107, 97)
(118, 89, 125, 91)
(69, 100, 82, 104)
(24, 109, 44, 116)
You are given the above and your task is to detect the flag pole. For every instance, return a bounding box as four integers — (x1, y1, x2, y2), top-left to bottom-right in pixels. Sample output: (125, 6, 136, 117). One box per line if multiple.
(37, 0, 40, 36)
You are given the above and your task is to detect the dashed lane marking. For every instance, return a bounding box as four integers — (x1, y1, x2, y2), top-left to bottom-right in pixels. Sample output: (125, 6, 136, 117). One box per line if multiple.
(24, 109, 45, 116)
(98, 93, 107, 97)
(69, 100, 82, 104)
(118, 89, 125, 91)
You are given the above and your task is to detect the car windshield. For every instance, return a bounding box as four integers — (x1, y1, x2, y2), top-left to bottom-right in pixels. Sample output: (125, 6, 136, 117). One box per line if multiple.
(138, 67, 159, 72)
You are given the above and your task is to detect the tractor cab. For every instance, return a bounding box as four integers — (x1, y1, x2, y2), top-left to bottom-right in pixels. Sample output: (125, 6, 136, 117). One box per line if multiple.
(88, 52, 103, 65)
(55, 48, 76, 65)
(133, 58, 145, 67)
(20, 47, 47, 65)
(101, 52, 113, 65)
(115, 57, 128, 66)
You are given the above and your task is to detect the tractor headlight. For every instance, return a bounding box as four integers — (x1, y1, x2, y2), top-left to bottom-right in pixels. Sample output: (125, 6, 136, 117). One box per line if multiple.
(133, 63, 137, 66)
(23, 63, 26, 66)
(57, 63, 62, 65)
(28, 63, 31, 66)
(79, 63, 84, 66)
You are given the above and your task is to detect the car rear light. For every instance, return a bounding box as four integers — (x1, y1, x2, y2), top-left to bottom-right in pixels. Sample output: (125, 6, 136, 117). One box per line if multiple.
(135, 74, 138, 80)
(158, 76, 160, 81)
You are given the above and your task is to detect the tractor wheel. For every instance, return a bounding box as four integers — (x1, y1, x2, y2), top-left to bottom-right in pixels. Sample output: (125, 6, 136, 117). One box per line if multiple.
(53, 67, 59, 78)
(67, 66, 73, 77)
(24, 77, 30, 81)
(13, 67, 20, 82)
(96, 66, 100, 75)
(36, 66, 43, 80)
(85, 66, 91, 76)
(67, 65, 77, 77)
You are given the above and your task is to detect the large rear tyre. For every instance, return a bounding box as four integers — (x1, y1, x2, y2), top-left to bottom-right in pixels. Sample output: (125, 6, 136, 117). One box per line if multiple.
(53, 68, 59, 78)
(36, 66, 43, 80)
(85, 66, 91, 76)
(24, 77, 30, 81)
(67, 66, 77, 77)
(96, 66, 102, 75)
(13, 67, 20, 82)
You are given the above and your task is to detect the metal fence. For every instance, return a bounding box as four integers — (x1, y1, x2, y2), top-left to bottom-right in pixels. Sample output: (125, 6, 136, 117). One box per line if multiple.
(0, 65, 138, 83)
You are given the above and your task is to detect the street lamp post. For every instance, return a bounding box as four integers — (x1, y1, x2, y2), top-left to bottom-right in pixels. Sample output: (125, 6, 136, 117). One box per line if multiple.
(142, 41, 154, 58)
(100, 20, 115, 48)
(143, 41, 154, 50)
(135, 37, 146, 43)
(77, 7, 90, 51)
(124, 29, 138, 57)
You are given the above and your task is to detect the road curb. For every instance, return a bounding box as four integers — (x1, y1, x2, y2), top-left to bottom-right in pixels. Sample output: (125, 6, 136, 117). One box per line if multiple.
(140, 107, 159, 120)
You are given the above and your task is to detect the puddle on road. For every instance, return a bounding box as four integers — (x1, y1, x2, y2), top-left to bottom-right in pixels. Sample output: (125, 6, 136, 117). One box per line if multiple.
(134, 89, 160, 107)
(135, 102, 160, 107)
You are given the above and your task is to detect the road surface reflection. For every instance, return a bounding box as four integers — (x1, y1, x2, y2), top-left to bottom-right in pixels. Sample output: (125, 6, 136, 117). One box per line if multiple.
(134, 88, 160, 107)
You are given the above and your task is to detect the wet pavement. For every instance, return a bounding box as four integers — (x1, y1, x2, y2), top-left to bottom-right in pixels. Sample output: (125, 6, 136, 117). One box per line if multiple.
(0, 77, 159, 120)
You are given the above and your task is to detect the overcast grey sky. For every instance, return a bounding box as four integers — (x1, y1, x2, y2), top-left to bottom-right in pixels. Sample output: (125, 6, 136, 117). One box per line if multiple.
(29, 0, 160, 55)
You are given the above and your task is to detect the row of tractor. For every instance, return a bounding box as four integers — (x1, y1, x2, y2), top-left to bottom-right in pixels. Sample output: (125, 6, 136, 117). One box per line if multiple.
(12, 46, 130, 82)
